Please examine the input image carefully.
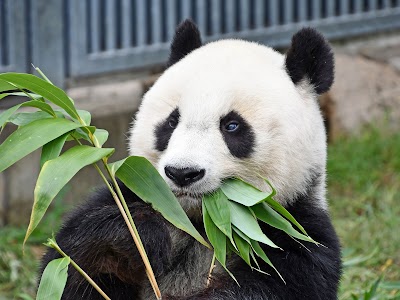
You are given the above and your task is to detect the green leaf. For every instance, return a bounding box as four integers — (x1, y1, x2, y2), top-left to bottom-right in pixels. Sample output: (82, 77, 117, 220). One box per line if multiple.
(221, 178, 272, 206)
(40, 133, 69, 168)
(21, 100, 56, 116)
(250, 240, 284, 282)
(0, 73, 79, 120)
(252, 203, 316, 244)
(258, 177, 308, 236)
(232, 225, 251, 244)
(68, 126, 96, 142)
(232, 226, 269, 273)
(0, 118, 81, 173)
(0, 91, 42, 100)
(263, 197, 308, 236)
(8, 111, 58, 127)
(108, 158, 126, 176)
(93, 129, 109, 146)
(25, 145, 114, 243)
(0, 104, 21, 128)
(232, 231, 251, 266)
(203, 190, 232, 239)
(364, 276, 382, 299)
(203, 201, 226, 266)
(36, 257, 70, 300)
(113, 156, 210, 249)
(77, 110, 91, 125)
(228, 201, 279, 249)
(249, 249, 261, 270)
(0, 79, 16, 92)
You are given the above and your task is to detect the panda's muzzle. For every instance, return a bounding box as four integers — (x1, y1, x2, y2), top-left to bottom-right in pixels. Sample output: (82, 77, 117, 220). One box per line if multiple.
(164, 166, 205, 187)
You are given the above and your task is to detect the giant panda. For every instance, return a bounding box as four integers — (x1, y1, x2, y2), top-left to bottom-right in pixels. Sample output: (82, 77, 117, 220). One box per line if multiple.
(41, 20, 342, 299)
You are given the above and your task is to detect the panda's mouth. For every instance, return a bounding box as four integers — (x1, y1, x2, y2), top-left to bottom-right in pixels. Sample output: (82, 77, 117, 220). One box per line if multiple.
(173, 190, 203, 199)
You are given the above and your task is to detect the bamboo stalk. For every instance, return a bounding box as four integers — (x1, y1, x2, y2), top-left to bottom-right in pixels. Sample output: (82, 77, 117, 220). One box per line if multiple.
(48, 239, 111, 300)
(72, 108, 162, 299)
(104, 162, 162, 299)
(207, 253, 216, 287)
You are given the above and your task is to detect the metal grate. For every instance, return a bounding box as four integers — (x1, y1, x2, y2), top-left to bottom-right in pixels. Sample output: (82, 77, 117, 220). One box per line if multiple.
(1, 1, 400, 83)
(79, 0, 400, 54)
(69, 0, 400, 78)
(0, 0, 10, 69)
(0, 0, 28, 74)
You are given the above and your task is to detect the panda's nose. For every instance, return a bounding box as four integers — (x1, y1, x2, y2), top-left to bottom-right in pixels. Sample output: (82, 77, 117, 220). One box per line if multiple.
(164, 166, 205, 187)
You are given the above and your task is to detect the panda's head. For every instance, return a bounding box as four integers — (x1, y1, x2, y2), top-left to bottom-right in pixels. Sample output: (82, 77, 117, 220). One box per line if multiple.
(129, 20, 334, 215)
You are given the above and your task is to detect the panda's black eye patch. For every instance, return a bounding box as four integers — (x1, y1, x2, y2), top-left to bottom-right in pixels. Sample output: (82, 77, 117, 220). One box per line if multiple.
(220, 111, 255, 158)
(224, 121, 240, 132)
(168, 117, 178, 129)
(155, 108, 180, 151)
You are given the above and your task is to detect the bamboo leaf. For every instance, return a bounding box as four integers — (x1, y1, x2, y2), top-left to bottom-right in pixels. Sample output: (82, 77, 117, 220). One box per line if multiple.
(0, 104, 21, 129)
(228, 201, 279, 249)
(21, 100, 56, 116)
(259, 177, 308, 235)
(0, 73, 79, 120)
(0, 118, 81, 172)
(68, 126, 96, 142)
(25, 146, 114, 243)
(252, 203, 316, 244)
(232, 231, 251, 266)
(0, 79, 16, 92)
(249, 249, 261, 270)
(203, 202, 226, 266)
(40, 133, 69, 168)
(8, 111, 63, 127)
(113, 156, 210, 249)
(262, 197, 307, 236)
(93, 129, 109, 146)
(77, 110, 91, 125)
(232, 225, 251, 244)
(203, 190, 232, 239)
(0, 91, 42, 100)
(108, 158, 126, 176)
(250, 240, 284, 282)
(36, 257, 70, 300)
(221, 178, 272, 206)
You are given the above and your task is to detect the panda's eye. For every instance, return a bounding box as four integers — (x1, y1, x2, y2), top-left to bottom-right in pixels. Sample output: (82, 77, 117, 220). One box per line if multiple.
(224, 121, 239, 132)
(168, 118, 178, 129)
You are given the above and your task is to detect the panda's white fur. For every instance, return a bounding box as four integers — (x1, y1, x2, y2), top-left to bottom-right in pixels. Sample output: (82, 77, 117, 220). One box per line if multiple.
(129, 39, 327, 213)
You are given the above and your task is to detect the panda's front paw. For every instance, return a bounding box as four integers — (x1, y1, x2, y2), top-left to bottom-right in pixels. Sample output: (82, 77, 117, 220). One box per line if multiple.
(135, 207, 172, 276)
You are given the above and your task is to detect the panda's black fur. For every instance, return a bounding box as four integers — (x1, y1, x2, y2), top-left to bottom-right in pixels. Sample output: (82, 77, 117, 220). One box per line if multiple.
(40, 20, 341, 299)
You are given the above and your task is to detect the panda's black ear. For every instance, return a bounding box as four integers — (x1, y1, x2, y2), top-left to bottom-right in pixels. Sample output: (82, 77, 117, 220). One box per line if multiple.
(285, 28, 334, 94)
(167, 19, 202, 67)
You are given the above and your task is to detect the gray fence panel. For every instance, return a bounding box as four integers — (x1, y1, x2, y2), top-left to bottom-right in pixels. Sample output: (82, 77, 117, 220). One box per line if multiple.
(69, 0, 169, 77)
(0, 0, 28, 73)
(30, 0, 65, 87)
(167, 0, 178, 41)
(68, 1, 400, 78)
(2, 0, 400, 84)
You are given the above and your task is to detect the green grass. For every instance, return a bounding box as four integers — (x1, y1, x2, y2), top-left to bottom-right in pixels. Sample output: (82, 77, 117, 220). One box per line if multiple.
(0, 127, 399, 299)
(0, 194, 68, 300)
(328, 127, 400, 299)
